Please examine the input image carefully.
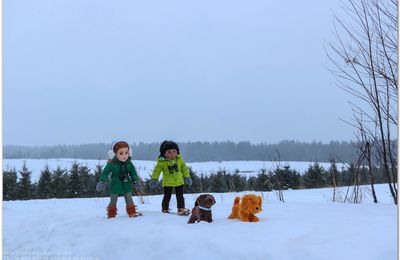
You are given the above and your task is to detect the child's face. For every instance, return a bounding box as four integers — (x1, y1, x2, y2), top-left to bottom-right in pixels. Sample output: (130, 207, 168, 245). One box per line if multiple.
(164, 149, 177, 160)
(116, 147, 129, 162)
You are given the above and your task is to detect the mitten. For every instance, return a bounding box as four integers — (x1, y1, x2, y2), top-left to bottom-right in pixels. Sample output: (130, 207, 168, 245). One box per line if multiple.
(184, 177, 192, 186)
(96, 182, 106, 191)
(149, 179, 159, 189)
(133, 182, 142, 192)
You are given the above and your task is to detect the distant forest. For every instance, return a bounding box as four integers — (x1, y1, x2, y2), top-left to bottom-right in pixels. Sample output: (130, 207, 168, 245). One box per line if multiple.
(4, 140, 357, 163)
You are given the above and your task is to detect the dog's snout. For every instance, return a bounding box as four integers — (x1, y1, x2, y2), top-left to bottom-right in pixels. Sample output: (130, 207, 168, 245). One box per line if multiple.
(206, 196, 216, 204)
(256, 207, 259, 210)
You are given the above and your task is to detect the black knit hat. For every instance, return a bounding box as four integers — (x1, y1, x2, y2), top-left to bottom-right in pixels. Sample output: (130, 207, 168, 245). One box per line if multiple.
(159, 140, 180, 157)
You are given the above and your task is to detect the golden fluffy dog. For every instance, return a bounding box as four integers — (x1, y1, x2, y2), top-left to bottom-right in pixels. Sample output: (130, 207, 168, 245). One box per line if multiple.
(228, 194, 262, 222)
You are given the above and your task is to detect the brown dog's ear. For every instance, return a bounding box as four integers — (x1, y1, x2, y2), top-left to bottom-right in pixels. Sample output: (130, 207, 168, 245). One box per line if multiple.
(242, 196, 253, 212)
(195, 199, 199, 207)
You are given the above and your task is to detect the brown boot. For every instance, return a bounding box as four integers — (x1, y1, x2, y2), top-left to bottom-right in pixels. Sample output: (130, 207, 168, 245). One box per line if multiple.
(126, 204, 137, 218)
(107, 205, 117, 219)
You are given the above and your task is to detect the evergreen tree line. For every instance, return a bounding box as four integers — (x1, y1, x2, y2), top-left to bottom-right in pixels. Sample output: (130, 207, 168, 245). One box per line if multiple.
(4, 140, 358, 163)
(3, 161, 392, 201)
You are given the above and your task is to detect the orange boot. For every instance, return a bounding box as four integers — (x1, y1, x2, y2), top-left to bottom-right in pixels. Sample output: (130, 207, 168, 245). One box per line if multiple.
(126, 204, 137, 217)
(107, 205, 117, 219)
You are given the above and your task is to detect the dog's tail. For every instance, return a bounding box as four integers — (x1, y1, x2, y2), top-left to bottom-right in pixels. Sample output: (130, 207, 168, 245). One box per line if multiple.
(227, 196, 241, 219)
(233, 197, 241, 205)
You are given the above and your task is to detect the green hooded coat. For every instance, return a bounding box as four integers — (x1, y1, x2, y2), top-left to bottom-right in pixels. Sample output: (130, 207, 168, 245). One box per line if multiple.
(99, 157, 138, 195)
(151, 154, 190, 187)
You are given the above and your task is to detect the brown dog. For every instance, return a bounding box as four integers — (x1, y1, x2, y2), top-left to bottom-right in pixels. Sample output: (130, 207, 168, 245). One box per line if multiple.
(228, 194, 262, 222)
(188, 194, 216, 224)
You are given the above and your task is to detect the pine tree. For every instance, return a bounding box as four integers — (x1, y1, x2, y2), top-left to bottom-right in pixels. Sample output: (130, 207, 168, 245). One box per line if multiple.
(52, 166, 68, 198)
(302, 162, 327, 188)
(210, 171, 227, 192)
(199, 174, 211, 193)
(255, 169, 272, 191)
(37, 165, 53, 199)
(31, 182, 39, 200)
(3, 168, 18, 200)
(328, 161, 341, 187)
(374, 166, 387, 184)
(358, 166, 370, 185)
(247, 176, 257, 191)
(78, 165, 91, 197)
(271, 166, 301, 190)
(94, 163, 103, 181)
(67, 162, 81, 198)
(88, 163, 104, 197)
(230, 171, 247, 192)
(17, 162, 33, 200)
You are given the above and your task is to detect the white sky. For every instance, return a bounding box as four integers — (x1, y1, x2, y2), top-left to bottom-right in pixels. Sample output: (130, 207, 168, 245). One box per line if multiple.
(4, 0, 356, 145)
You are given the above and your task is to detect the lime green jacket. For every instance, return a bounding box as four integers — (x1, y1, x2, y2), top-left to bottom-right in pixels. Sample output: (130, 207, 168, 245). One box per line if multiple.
(151, 155, 190, 187)
(99, 157, 138, 195)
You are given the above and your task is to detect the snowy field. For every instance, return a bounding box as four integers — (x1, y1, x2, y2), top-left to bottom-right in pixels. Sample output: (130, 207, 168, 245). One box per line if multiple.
(3, 158, 349, 182)
(3, 184, 397, 260)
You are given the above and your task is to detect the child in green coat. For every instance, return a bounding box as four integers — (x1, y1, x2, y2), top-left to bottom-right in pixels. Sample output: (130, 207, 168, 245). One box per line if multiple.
(96, 141, 142, 219)
(149, 140, 192, 215)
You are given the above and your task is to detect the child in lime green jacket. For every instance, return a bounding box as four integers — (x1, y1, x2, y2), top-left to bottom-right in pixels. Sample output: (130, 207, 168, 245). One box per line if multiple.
(149, 140, 192, 214)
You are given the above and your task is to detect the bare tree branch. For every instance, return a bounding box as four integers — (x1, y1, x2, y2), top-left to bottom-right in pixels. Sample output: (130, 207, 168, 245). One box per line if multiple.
(326, 0, 397, 204)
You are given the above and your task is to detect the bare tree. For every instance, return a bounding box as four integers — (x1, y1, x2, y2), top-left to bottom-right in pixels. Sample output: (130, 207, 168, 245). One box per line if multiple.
(355, 119, 378, 203)
(327, 0, 397, 204)
(270, 149, 285, 202)
(329, 157, 339, 202)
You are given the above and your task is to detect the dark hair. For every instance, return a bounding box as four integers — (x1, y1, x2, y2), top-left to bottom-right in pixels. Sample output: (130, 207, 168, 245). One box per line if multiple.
(159, 140, 180, 157)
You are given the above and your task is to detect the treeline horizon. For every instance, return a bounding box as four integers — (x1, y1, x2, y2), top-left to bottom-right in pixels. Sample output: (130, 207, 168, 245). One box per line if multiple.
(3, 160, 392, 202)
(4, 140, 358, 163)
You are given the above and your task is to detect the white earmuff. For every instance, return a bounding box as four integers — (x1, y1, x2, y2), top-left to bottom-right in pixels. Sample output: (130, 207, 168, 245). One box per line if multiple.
(108, 149, 115, 159)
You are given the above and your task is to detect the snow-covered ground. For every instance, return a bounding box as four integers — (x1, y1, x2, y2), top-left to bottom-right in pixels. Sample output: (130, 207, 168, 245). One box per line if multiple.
(3, 184, 396, 260)
(3, 158, 349, 182)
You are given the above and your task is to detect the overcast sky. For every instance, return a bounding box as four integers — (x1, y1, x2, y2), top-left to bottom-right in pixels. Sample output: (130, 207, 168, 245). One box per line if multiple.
(4, 0, 356, 146)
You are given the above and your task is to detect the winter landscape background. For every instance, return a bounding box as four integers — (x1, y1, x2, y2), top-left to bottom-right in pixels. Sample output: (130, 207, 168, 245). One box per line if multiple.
(4, 0, 398, 259)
